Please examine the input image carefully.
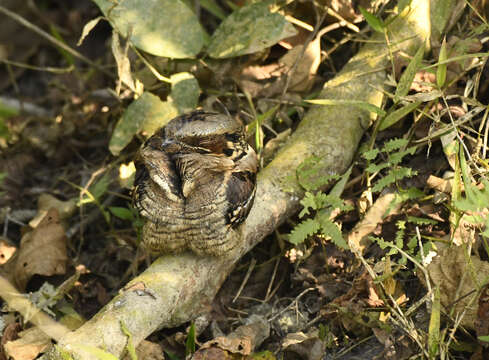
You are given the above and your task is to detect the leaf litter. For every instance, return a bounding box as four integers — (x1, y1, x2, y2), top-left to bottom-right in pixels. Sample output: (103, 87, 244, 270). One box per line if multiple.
(0, 1, 489, 359)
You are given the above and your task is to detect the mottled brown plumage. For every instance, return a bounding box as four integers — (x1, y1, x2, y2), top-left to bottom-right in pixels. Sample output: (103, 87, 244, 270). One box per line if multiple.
(133, 110, 258, 256)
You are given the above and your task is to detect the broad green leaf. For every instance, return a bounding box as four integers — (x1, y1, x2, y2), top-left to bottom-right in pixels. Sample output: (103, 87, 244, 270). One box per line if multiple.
(306, 99, 386, 116)
(379, 101, 421, 130)
(428, 286, 441, 358)
(169, 72, 200, 113)
(394, 43, 425, 103)
(436, 37, 447, 88)
(431, 0, 454, 37)
(359, 6, 385, 33)
(92, 0, 204, 58)
(109, 206, 134, 221)
(207, 2, 296, 58)
(89, 173, 111, 201)
(109, 92, 178, 155)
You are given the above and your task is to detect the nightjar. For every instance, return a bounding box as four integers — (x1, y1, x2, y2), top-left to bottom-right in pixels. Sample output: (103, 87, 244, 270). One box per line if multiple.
(133, 110, 258, 256)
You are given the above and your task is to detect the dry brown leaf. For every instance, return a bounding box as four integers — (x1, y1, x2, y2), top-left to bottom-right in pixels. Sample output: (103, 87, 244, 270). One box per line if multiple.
(420, 245, 489, 329)
(278, 36, 321, 93)
(193, 314, 269, 359)
(29, 194, 76, 228)
(348, 191, 402, 255)
(14, 208, 67, 290)
(4, 327, 51, 360)
(282, 331, 325, 360)
(0, 322, 21, 360)
(0, 237, 16, 265)
(238, 34, 321, 97)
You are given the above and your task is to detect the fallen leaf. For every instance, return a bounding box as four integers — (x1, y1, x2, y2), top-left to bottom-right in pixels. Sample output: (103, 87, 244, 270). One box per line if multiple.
(207, 2, 297, 58)
(14, 209, 68, 290)
(419, 245, 489, 329)
(0, 237, 16, 265)
(92, 0, 204, 58)
(4, 327, 51, 360)
(28, 194, 76, 228)
(193, 314, 269, 359)
(281, 331, 325, 360)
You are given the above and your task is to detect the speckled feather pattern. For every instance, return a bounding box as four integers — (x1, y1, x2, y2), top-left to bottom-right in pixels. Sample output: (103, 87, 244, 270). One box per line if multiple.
(133, 111, 258, 256)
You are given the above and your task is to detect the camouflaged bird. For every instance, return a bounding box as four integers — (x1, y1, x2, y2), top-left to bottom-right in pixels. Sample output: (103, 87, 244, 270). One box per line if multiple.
(133, 110, 258, 256)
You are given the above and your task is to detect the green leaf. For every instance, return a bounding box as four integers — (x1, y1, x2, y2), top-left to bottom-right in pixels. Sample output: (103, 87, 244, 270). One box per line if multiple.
(362, 148, 380, 161)
(0, 99, 20, 118)
(185, 322, 196, 356)
(431, 0, 454, 36)
(109, 92, 178, 155)
(365, 162, 390, 174)
(379, 101, 421, 130)
(437, 37, 448, 88)
(306, 99, 386, 116)
(296, 156, 340, 191)
(92, 0, 204, 58)
(372, 173, 397, 193)
(397, 0, 412, 12)
(383, 138, 409, 153)
(207, 2, 296, 58)
(169, 72, 200, 113)
(479, 335, 489, 342)
(428, 286, 441, 358)
(394, 43, 425, 103)
(289, 219, 320, 245)
(299, 192, 318, 217)
(199, 0, 227, 20)
(319, 216, 348, 249)
(89, 173, 111, 201)
(109, 206, 134, 221)
(50, 24, 74, 65)
(407, 216, 438, 225)
(359, 6, 385, 33)
(388, 147, 416, 165)
(329, 166, 352, 199)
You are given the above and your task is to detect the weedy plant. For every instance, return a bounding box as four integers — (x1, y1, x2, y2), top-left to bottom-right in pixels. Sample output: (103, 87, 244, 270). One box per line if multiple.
(288, 156, 352, 249)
